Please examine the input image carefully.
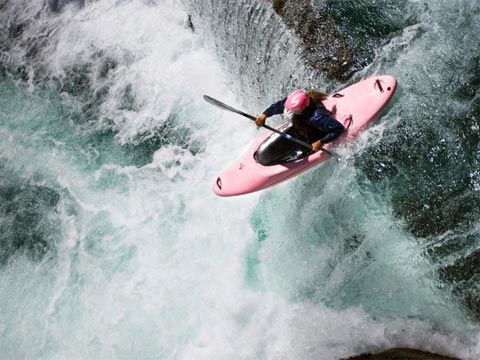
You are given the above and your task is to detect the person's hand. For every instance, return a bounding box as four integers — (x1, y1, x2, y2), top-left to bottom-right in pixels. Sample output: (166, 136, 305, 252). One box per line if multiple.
(255, 113, 267, 127)
(312, 140, 323, 152)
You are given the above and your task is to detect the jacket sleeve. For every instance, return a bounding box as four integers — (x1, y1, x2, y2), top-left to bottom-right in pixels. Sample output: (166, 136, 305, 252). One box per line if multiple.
(263, 98, 287, 117)
(308, 108, 345, 144)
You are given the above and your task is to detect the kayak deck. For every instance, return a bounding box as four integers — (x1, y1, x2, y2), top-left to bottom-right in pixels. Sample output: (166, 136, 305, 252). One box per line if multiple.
(254, 123, 312, 166)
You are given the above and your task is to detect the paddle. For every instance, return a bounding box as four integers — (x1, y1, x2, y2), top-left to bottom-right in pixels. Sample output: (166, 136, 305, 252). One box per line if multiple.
(203, 95, 336, 157)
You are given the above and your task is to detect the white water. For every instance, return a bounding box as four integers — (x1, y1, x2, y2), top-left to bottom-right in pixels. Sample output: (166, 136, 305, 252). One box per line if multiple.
(0, 0, 479, 359)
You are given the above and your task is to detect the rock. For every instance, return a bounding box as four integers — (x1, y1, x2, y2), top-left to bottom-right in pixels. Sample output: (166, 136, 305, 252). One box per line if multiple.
(272, 0, 357, 80)
(344, 347, 461, 360)
(185, 14, 195, 32)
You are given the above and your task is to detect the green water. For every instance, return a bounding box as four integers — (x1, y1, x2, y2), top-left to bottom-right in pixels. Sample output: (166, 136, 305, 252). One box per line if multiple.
(0, 0, 479, 359)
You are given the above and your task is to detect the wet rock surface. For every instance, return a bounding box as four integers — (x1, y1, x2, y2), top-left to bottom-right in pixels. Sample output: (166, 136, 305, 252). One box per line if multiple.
(272, 0, 357, 80)
(344, 348, 460, 360)
(271, 0, 413, 80)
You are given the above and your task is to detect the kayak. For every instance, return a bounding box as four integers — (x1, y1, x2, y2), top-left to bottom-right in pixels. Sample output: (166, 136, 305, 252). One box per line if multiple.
(212, 75, 397, 197)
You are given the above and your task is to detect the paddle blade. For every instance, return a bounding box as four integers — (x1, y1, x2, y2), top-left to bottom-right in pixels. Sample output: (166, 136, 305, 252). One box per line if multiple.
(203, 95, 256, 121)
(203, 95, 224, 108)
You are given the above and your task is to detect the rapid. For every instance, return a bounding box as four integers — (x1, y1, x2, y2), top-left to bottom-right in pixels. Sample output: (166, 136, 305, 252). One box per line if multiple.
(0, 0, 479, 359)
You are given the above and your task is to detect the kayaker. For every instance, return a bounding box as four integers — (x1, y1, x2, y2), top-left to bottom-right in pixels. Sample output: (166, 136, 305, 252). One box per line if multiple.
(254, 89, 346, 151)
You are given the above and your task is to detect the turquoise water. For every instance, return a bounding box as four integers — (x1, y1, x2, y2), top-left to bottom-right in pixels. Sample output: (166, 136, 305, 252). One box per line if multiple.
(1, 0, 480, 359)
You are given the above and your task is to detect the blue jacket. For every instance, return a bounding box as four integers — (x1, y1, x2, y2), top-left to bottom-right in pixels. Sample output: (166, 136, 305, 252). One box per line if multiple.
(263, 98, 345, 144)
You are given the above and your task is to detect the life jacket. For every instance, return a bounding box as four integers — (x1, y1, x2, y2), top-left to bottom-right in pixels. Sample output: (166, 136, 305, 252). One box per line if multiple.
(291, 99, 326, 142)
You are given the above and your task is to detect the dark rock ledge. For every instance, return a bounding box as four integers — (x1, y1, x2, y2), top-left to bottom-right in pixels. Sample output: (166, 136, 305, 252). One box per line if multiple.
(344, 347, 461, 360)
(272, 0, 357, 80)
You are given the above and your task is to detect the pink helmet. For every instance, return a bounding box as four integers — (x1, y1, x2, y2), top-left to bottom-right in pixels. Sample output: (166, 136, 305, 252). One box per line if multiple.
(284, 89, 310, 120)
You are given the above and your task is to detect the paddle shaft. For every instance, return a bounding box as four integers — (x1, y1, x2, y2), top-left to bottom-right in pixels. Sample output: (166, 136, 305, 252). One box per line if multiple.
(203, 95, 335, 156)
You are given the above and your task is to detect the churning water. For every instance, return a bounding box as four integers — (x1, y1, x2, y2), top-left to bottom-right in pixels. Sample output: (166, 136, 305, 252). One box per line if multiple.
(1, 0, 479, 359)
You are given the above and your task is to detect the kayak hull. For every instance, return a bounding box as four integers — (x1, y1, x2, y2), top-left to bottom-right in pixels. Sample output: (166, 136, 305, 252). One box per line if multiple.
(213, 75, 397, 197)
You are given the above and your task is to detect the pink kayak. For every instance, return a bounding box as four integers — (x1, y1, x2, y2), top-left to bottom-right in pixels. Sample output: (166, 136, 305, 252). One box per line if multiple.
(213, 75, 397, 197)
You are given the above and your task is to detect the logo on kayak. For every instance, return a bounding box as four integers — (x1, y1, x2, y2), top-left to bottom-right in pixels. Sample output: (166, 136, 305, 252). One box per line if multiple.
(239, 163, 245, 170)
